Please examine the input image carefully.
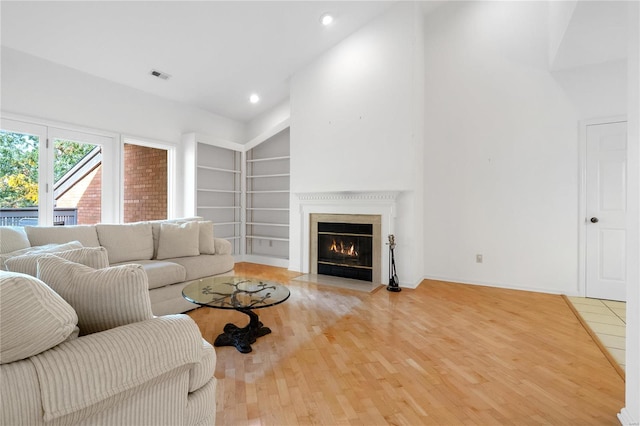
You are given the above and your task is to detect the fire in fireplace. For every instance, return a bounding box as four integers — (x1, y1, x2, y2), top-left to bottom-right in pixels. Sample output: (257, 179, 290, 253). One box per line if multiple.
(329, 239, 358, 257)
(317, 222, 373, 281)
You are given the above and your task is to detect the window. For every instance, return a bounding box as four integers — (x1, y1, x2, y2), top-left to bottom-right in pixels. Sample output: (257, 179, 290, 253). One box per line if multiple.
(1, 118, 117, 226)
(122, 138, 175, 222)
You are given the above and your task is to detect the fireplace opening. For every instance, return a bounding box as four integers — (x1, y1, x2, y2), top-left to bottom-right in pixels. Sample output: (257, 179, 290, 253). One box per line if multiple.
(310, 213, 381, 284)
(317, 222, 373, 282)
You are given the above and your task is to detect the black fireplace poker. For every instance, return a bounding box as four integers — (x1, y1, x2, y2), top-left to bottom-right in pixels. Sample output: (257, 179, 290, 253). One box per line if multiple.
(387, 234, 401, 292)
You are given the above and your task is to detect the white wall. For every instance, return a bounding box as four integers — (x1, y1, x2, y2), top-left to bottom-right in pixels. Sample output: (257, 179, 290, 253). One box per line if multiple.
(422, 1, 625, 295)
(289, 2, 424, 285)
(548, 1, 578, 67)
(246, 100, 290, 144)
(1, 47, 245, 144)
(623, 2, 639, 424)
(548, 0, 578, 67)
(552, 59, 627, 120)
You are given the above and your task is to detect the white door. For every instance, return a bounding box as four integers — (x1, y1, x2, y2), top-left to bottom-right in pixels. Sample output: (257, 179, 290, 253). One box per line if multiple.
(585, 120, 628, 301)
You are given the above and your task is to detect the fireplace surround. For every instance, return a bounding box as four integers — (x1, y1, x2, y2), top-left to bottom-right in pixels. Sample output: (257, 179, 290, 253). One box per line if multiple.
(294, 191, 399, 286)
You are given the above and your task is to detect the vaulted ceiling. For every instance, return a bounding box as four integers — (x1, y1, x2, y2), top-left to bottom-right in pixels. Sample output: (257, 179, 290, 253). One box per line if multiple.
(550, 0, 628, 71)
(1, 1, 629, 123)
(1, 1, 394, 123)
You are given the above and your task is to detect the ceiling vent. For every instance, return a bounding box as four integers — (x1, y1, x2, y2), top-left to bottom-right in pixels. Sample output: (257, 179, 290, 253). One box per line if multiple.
(150, 69, 171, 80)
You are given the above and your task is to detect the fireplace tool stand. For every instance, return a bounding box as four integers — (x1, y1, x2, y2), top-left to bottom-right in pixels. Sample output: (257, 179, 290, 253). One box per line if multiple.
(387, 234, 401, 292)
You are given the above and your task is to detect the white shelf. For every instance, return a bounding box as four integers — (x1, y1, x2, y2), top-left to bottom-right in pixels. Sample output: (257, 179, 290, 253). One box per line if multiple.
(247, 173, 290, 179)
(197, 188, 241, 194)
(198, 206, 241, 210)
(246, 156, 290, 163)
(246, 235, 290, 242)
(246, 207, 289, 211)
(247, 222, 289, 227)
(215, 221, 241, 226)
(246, 190, 289, 194)
(197, 165, 240, 174)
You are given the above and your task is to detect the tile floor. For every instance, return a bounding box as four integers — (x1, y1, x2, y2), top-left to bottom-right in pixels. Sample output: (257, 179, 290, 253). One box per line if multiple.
(567, 296, 626, 371)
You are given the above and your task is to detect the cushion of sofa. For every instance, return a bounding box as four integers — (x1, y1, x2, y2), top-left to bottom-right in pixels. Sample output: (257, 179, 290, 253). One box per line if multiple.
(111, 259, 186, 290)
(156, 221, 200, 260)
(0, 271, 78, 364)
(214, 238, 232, 255)
(37, 256, 154, 335)
(24, 225, 100, 247)
(198, 221, 216, 255)
(164, 254, 235, 281)
(96, 222, 153, 264)
(5, 247, 109, 277)
(0, 227, 31, 254)
(0, 241, 83, 271)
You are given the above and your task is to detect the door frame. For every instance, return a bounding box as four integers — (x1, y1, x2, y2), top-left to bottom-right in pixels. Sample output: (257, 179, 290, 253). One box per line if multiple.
(578, 115, 627, 297)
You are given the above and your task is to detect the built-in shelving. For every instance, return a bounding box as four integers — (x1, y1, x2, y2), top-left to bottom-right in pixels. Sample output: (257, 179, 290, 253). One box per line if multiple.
(245, 128, 290, 261)
(184, 137, 242, 255)
(182, 126, 289, 264)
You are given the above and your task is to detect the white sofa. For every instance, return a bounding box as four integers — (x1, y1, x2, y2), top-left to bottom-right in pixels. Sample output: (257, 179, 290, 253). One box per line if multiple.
(0, 218, 235, 315)
(0, 267, 217, 425)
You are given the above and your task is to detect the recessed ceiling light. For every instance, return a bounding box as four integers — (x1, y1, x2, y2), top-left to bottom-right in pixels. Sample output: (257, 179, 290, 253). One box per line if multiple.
(320, 13, 334, 26)
(249, 93, 260, 104)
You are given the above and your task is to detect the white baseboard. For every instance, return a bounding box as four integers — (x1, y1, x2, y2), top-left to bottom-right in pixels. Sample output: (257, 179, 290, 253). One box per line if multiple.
(422, 274, 565, 296)
(618, 408, 638, 426)
(240, 255, 289, 269)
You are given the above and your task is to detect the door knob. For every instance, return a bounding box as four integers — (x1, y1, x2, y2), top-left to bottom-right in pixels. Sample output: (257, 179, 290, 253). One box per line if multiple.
(590, 217, 599, 223)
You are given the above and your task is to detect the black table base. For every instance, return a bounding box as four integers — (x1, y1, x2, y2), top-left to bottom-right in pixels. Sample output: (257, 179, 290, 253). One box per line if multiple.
(213, 308, 271, 353)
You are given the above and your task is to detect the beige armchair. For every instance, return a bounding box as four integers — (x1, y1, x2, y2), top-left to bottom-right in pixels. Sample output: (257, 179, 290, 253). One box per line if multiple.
(0, 269, 216, 425)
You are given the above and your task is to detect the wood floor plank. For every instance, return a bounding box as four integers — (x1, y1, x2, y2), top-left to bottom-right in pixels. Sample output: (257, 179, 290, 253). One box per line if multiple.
(187, 263, 624, 425)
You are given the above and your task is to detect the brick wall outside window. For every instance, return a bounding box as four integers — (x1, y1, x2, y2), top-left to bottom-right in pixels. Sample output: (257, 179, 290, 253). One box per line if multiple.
(123, 144, 167, 223)
(56, 144, 167, 224)
(56, 165, 102, 225)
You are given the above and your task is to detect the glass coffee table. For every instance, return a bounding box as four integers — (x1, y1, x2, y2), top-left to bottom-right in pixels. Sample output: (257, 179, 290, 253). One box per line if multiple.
(182, 276, 290, 353)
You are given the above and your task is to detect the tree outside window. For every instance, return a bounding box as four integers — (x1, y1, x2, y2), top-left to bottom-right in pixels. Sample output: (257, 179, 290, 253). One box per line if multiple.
(0, 131, 95, 208)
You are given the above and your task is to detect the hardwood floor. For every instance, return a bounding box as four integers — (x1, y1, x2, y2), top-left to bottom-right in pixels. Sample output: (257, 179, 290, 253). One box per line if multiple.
(187, 263, 625, 425)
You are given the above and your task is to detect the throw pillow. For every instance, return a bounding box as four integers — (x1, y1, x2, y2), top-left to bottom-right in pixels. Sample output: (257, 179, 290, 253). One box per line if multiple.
(37, 256, 154, 335)
(95, 222, 153, 264)
(198, 221, 216, 255)
(0, 241, 83, 271)
(5, 247, 109, 277)
(0, 227, 30, 254)
(0, 271, 78, 364)
(150, 217, 203, 258)
(156, 221, 200, 260)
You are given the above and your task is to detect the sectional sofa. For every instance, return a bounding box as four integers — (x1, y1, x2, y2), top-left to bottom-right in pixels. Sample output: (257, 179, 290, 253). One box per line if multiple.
(0, 218, 235, 315)
(0, 218, 232, 424)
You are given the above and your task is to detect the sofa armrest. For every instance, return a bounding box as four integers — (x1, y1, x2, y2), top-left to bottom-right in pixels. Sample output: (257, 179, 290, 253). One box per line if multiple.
(214, 238, 232, 255)
(189, 339, 216, 393)
(30, 315, 206, 422)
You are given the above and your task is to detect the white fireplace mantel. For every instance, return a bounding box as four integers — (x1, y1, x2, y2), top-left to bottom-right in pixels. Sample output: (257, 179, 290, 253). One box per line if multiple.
(294, 191, 400, 280)
(296, 191, 400, 204)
